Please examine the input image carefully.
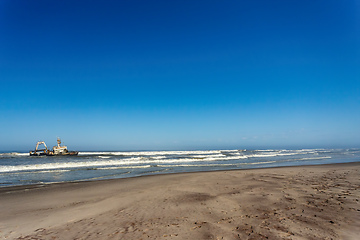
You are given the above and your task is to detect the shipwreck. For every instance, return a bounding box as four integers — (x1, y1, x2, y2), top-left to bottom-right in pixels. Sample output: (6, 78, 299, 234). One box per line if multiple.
(29, 138, 79, 156)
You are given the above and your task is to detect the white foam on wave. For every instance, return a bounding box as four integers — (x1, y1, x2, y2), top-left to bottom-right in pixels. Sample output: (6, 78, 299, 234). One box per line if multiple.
(0, 160, 139, 173)
(3, 169, 72, 175)
(151, 156, 167, 160)
(0, 149, 338, 174)
(157, 160, 276, 168)
(79, 150, 225, 156)
(298, 156, 331, 160)
(96, 165, 152, 170)
(0, 152, 29, 156)
(221, 150, 241, 153)
(155, 155, 247, 164)
(0, 154, 251, 173)
(187, 154, 226, 159)
(251, 149, 323, 155)
(246, 150, 313, 158)
(28, 169, 72, 174)
(248, 153, 279, 158)
(205, 155, 247, 160)
(157, 163, 238, 168)
(254, 149, 276, 152)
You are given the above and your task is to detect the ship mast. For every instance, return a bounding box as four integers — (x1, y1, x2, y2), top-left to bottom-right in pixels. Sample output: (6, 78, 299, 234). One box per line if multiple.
(57, 137, 61, 147)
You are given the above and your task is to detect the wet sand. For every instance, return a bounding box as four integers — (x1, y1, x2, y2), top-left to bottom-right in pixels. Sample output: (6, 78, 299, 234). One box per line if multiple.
(0, 162, 359, 239)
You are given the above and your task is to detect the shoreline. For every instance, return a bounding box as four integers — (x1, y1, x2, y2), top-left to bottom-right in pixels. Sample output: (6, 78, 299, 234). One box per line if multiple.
(1, 162, 359, 239)
(1, 161, 359, 191)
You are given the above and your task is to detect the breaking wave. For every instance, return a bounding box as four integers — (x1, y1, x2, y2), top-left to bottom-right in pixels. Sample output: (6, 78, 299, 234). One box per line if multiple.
(0, 148, 359, 187)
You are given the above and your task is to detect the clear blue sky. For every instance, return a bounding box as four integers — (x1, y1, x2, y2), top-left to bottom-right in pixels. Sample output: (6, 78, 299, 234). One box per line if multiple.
(1, 0, 359, 151)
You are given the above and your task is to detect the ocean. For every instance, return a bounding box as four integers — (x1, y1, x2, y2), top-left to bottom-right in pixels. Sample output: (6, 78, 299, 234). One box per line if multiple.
(0, 148, 359, 187)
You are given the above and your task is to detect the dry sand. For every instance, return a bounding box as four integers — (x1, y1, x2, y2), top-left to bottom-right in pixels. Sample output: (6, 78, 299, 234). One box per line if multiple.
(0, 162, 359, 240)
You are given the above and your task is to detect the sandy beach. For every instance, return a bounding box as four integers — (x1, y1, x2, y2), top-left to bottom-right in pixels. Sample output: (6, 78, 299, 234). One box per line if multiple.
(0, 162, 359, 240)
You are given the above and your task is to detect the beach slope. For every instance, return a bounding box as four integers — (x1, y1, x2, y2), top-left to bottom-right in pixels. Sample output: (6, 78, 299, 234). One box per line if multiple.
(0, 163, 359, 239)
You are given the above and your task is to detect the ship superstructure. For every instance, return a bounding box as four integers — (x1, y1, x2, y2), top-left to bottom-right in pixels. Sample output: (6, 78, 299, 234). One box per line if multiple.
(53, 138, 69, 155)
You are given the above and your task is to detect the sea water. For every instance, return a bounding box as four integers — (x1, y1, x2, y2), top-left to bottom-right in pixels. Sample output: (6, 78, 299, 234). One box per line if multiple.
(0, 148, 359, 187)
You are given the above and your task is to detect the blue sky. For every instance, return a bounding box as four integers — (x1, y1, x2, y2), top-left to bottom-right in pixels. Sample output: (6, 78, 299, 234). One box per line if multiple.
(1, 0, 359, 151)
